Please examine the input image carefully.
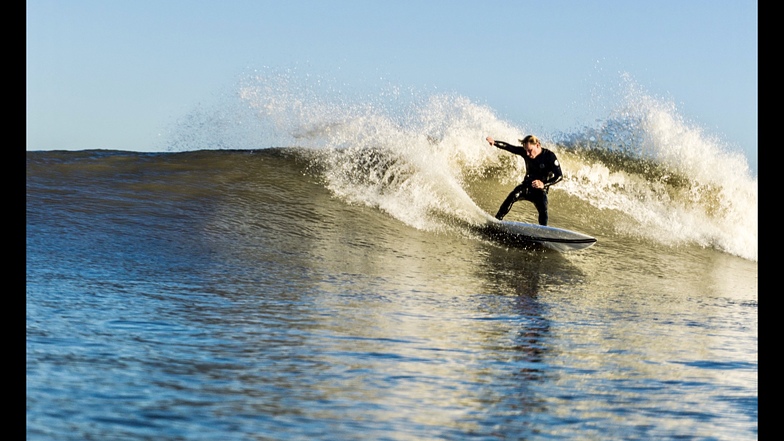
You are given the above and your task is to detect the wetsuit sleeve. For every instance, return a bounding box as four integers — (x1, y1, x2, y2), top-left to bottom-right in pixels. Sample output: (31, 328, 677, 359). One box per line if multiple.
(492, 140, 527, 156)
(542, 151, 563, 189)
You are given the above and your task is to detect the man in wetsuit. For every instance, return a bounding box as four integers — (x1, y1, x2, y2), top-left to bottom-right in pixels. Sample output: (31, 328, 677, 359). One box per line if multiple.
(486, 135, 563, 225)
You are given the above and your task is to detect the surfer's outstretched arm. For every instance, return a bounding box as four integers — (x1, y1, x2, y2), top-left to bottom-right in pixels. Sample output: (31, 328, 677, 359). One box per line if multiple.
(485, 137, 525, 155)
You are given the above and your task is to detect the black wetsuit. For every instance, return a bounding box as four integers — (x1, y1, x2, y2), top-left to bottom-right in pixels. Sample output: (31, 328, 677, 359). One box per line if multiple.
(493, 141, 563, 225)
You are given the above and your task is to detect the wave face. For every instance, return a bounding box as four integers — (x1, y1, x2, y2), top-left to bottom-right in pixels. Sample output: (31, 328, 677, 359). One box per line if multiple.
(164, 70, 756, 261)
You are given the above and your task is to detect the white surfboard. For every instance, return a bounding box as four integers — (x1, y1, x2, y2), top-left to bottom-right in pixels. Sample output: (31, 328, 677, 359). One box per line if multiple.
(480, 219, 597, 252)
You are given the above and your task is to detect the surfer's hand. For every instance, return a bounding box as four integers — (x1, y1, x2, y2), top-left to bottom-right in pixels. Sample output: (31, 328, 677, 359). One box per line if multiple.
(486, 136, 495, 146)
(531, 180, 544, 189)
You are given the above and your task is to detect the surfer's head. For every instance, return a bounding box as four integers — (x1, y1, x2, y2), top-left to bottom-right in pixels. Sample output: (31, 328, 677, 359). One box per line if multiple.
(518, 135, 540, 146)
(518, 135, 542, 158)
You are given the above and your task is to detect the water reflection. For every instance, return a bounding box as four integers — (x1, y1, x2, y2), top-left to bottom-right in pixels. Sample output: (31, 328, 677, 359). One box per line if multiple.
(457, 245, 588, 432)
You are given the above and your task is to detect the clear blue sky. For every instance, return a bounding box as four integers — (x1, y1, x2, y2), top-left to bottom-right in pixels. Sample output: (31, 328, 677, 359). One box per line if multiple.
(26, 0, 757, 171)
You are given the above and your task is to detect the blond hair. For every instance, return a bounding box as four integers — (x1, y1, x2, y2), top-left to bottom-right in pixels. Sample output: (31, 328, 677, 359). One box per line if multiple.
(518, 135, 541, 146)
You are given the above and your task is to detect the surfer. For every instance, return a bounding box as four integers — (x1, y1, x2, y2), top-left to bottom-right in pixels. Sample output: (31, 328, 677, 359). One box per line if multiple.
(486, 135, 563, 225)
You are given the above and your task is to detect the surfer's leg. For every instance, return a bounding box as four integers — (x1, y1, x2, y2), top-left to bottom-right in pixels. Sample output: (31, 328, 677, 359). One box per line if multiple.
(495, 186, 525, 220)
(532, 193, 549, 225)
(494, 192, 516, 220)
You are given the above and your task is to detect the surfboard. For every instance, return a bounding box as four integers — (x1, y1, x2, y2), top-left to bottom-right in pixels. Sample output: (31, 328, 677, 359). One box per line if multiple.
(479, 219, 597, 252)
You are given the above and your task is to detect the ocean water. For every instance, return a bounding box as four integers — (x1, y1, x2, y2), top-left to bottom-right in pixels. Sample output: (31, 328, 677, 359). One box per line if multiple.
(27, 73, 757, 440)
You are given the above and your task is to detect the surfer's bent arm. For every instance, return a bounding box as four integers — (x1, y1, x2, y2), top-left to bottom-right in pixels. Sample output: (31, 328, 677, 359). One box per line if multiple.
(542, 171, 563, 189)
(541, 155, 564, 190)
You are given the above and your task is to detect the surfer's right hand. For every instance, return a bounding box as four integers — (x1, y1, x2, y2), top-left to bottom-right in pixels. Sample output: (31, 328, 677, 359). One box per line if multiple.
(486, 136, 494, 146)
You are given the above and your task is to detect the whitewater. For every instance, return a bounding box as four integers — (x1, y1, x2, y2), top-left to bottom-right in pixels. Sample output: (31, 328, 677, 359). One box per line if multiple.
(165, 69, 757, 261)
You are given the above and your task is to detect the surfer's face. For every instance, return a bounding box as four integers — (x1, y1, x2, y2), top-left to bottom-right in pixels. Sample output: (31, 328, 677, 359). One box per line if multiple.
(522, 141, 541, 158)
